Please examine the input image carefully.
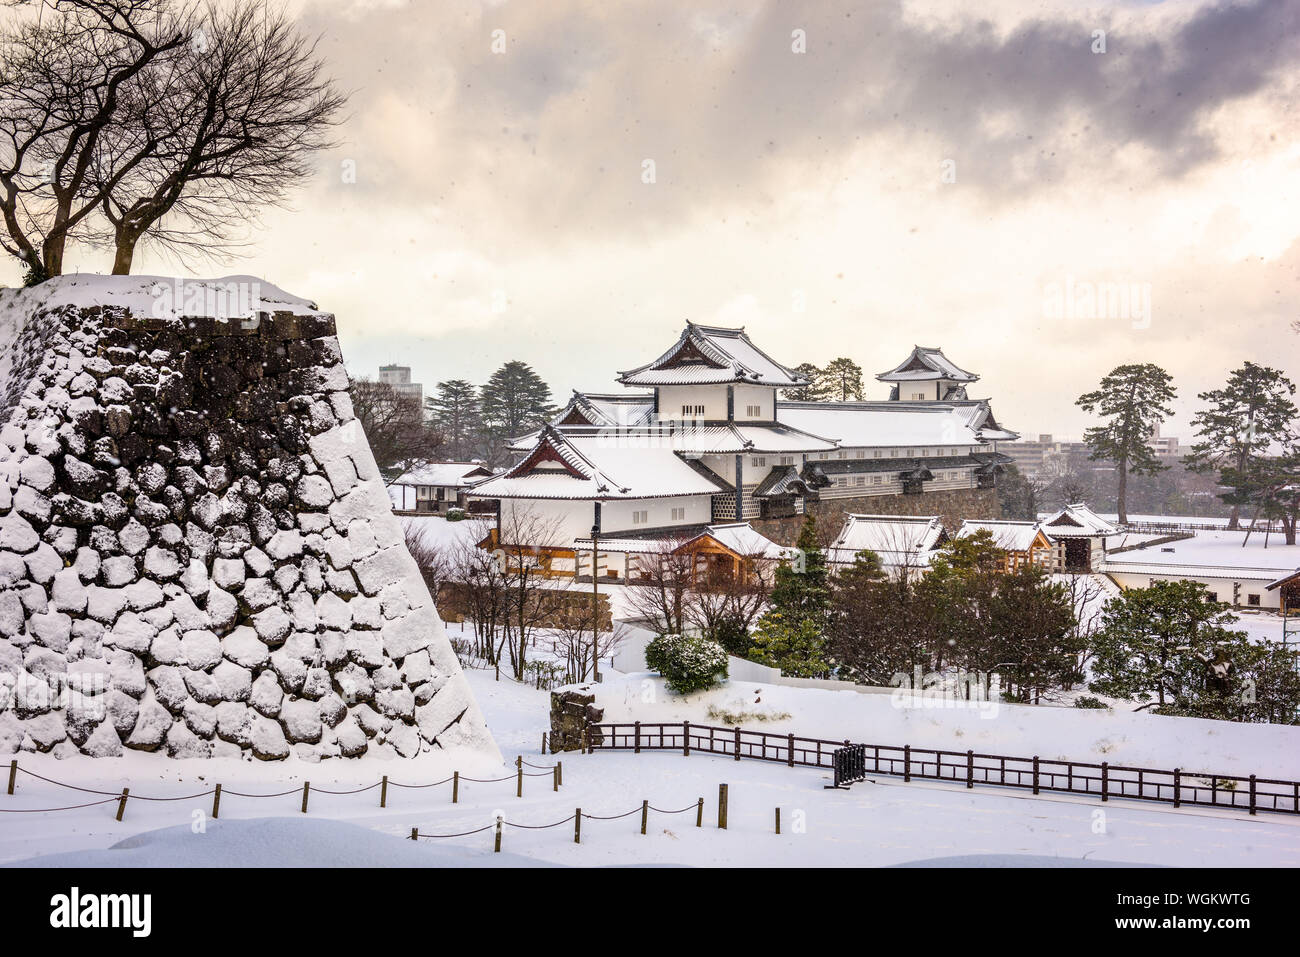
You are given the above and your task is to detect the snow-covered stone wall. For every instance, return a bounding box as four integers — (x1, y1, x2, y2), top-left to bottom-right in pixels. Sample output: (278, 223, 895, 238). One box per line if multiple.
(0, 277, 498, 762)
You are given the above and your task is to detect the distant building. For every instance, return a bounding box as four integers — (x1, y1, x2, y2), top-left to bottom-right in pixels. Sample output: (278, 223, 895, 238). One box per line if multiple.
(1147, 422, 1181, 463)
(389, 462, 492, 513)
(1002, 434, 1090, 477)
(378, 363, 424, 410)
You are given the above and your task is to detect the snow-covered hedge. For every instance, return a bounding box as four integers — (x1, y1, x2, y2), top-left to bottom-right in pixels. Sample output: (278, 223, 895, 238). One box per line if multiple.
(644, 633, 728, 695)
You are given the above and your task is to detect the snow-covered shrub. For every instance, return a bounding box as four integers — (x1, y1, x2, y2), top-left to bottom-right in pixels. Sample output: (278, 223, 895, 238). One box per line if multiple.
(1073, 695, 1109, 710)
(447, 508, 466, 522)
(644, 633, 728, 695)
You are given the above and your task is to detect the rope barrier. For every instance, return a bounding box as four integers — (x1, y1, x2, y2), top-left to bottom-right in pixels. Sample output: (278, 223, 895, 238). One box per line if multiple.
(412, 823, 496, 839)
(0, 797, 121, 813)
(580, 807, 643, 821)
(648, 802, 699, 815)
(309, 782, 382, 796)
(388, 776, 454, 790)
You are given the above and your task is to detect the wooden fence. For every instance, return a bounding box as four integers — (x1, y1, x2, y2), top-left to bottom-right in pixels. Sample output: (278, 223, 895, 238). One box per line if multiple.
(587, 720, 1300, 817)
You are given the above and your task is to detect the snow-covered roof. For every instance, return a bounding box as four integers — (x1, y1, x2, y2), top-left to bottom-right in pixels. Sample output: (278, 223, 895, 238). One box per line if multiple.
(554, 392, 655, 429)
(956, 520, 1052, 552)
(470, 426, 730, 500)
(392, 462, 492, 488)
(1100, 530, 1300, 581)
(511, 421, 836, 455)
(828, 514, 947, 567)
(777, 401, 984, 448)
(617, 323, 808, 387)
(682, 523, 798, 560)
(1041, 504, 1122, 537)
(877, 346, 978, 383)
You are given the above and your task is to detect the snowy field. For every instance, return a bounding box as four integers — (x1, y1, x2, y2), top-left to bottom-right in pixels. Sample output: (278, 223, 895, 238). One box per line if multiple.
(3, 666, 1299, 867)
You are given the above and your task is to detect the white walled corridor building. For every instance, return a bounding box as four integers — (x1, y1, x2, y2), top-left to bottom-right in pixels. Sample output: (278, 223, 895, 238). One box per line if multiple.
(468, 323, 1017, 573)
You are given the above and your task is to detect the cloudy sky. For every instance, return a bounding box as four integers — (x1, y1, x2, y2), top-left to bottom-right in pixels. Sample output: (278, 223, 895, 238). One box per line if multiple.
(11, 0, 1299, 438)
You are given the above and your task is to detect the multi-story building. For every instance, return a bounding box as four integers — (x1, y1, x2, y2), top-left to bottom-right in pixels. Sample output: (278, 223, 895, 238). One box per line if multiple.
(378, 363, 424, 410)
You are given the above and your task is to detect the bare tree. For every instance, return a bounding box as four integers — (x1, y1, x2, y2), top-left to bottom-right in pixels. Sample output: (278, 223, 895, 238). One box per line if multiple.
(349, 377, 445, 480)
(0, 0, 191, 279)
(495, 504, 567, 682)
(622, 538, 694, 637)
(91, 0, 345, 272)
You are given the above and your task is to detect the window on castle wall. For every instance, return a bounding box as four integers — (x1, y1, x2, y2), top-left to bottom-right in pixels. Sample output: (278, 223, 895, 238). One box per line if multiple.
(671, 507, 686, 521)
(632, 510, 648, 525)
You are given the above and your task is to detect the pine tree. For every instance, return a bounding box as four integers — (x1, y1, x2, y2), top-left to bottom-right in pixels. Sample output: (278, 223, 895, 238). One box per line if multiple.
(479, 360, 555, 438)
(749, 513, 830, 676)
(1184, 362, 1298, 529)
(817, 357, 865, 401)
(426, 379, 481, 460)
(1075, 363, 1176, 525)
(782, 363, 829, 401)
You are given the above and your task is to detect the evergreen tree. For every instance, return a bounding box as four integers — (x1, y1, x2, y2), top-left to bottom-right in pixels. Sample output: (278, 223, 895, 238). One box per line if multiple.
(749, 513, 830, 676)
(1088, 580, 1247, 712)
(996, 462, 1042, 520)
(782, 363, 830, 401)
(479, 360, 555, 438)
(1184, 362, 1298, 529)
(817, 357, 865, 401)
(1075, 363, 1176, 524)
(426, 379, 481, 460)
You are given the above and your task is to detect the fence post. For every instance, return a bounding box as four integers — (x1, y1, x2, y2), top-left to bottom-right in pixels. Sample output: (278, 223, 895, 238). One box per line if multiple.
(542, 732, 547, 755)
(1101, 762, 1108, 802)
(494, 815, 502, 853)
(634, 721, 641, 754)
(787, 733, 795, 768)
(410, 827, 418, 841)
(557, 761, 562, 787)
(696, 798, 703, 828)
(966, 750, 974, 789)
(553, 765, 559, 792)
(1032, 756, 1040, 795)
(574, 809, 582, 844)
(775, 807, 781, 834)
(903, 745, 911, 783)
(516, 756, 523, 798)
(115, 788, 129, 822)
(1250, 775, 1257, 816)
(683, 720, 690, 756)
(301, 782, 310, 813)
(734, 727, 741, 761)
(380, 775, 388, 808)
(453, 771, 459, 804)
(718, 784, 729, 829)
(212, 783, 222, 819)
(1173, 769, 1180, 808)
(6, 759, 15, 795)
(641, 799, 648, 835)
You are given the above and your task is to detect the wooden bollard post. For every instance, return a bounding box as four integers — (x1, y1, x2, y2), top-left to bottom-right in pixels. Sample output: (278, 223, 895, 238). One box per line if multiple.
(775, 807, 781, 834)
(557, 761, 562, 787)
(574, 808, 582, 844)
(1032, 756, 1040, 795)
(452, 771, 459, 803)
(640, 799, 648, 834)
(542, 731, 547, 755)
(494, 816, 502, 853)
(553, 764, 559, 792)
(301, 782, 310, 813)
(212, 783, 222, 819)
(696, 797, 703, 827)
(718, 783, 729, 829)
(115, 788, 129, 822)
(1173, 769, 1181, 808)
(7, 759, 15, 795)
(1101, 762, 1109, 802)
(966, 750, 974, 789)
(516, 756, 523, 798)
(410, 827, 417, 841)
(380, 775, 388, 808)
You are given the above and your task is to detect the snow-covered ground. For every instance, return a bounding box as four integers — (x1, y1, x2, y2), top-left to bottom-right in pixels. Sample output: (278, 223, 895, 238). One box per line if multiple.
(3, 666, 1298, 867)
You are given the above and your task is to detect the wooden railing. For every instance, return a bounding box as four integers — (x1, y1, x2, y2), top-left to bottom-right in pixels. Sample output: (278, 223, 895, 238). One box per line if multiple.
(587, 720, 1300, 817)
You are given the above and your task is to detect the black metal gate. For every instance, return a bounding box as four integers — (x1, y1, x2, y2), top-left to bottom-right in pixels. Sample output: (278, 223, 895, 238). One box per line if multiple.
(827, 744, 868, 788)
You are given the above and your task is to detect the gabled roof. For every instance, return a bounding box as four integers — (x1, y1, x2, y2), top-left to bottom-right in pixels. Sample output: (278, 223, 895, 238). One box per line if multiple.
(553, 391, 655, 429)
(877, 346, 979, 384)
(676, 523, 798, 561)
(957, 520, 1054, 553)
(617, 323, 809, 387)
(752, 464, 808, 498)
(777, 401, 985, 448)
(1041, 503, 1122, 537)
(1265, 568, 1300, 591)
(951, 400, 1020, 442)
(393, 462, 492, 487)
(470, 425, 730, 501)
(828, 514, 947, 567)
